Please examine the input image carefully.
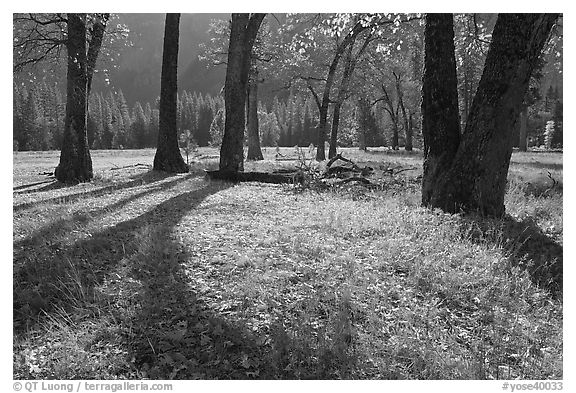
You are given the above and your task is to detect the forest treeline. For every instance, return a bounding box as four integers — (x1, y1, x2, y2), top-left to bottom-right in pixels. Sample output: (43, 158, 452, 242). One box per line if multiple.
(13, 83, 396, 152)
(12, 80, 562, 153)
(13, 14, 562, 154)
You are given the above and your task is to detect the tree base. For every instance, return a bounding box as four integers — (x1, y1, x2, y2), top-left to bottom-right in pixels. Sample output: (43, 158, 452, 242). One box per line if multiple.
(54, 164, 93, 184)
(153, 156, 188, 174)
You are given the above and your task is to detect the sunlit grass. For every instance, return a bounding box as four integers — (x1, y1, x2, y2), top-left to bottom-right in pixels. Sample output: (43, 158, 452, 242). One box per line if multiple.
(13, 148, 562, 379)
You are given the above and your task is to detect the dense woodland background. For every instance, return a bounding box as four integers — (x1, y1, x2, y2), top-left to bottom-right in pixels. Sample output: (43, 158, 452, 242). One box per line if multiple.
(13, 13, 563, 153)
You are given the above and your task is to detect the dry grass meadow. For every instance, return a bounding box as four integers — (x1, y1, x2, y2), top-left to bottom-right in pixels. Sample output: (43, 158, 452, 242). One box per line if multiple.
(13, 147, 562, 379)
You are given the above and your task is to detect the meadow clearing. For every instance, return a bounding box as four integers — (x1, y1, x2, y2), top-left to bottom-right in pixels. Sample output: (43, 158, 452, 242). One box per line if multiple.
(13, 147, 562, 379)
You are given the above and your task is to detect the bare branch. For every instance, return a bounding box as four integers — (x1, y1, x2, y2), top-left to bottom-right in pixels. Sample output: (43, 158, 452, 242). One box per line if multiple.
(473, 14, 492, 45)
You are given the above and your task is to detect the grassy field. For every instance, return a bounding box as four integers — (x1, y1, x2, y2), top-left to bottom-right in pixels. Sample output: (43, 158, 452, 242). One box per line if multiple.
(13, 147, 562, 379)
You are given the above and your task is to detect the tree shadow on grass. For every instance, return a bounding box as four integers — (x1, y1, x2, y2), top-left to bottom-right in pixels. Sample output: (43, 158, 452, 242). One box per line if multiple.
(13, 173, 197, 253)
(13, 178, 289, 379)
(13, 179, 56, 192)
(462, 215, 562, 298)
(13, 170, 189, 212)
(124, 219, 357, 379)
(124, 224, 276, 379)
(13, 177, 220, 333)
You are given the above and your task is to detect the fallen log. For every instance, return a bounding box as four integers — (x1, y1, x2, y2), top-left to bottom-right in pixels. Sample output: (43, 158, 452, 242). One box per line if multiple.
(205, 170, 303, 184)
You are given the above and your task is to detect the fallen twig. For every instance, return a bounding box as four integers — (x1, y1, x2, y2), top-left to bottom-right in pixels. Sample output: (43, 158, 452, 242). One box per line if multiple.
(275, 157, 299, 161)
(547, 171, 557, 189)
(332, 176, 373, 186)
(109, 163, 150, 171)
(393, 167, 418, 175)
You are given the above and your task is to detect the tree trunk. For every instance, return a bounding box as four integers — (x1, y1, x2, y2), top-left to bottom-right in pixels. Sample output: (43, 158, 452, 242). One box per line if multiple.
(314, 25, 366, 161)
(220, 13, 265, 172)
(329, 102, 342, 159)
(406, 111, 413, 151)
(396, 77, 412, 152)
(316, 103, 330, 161)
(55, 14, 93, 183)
(329, 34, 371, 159)
(246, 71, 263, 160)
(329, 45, 354, 159)
(379, 86, 400, 150)
(391, 123, 399, 150)
(421, 13, 461, 205)
(358, 124, 366, 151)
(153, 13, 187, 173)
(86, 13, 109, 99)
(428, 13, 558, 216)
(518, 106, 528, 152)
(356, 97, 373, 151)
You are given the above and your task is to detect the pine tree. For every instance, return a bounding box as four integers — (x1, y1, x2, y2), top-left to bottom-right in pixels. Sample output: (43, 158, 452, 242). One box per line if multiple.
(22, 87, 44, 150)
(143, 102, 154, 147)
(90, 94, 105, 149)
(51, 83, 65, 149)
(149, 109, 160, 147)
(209, 108, 225, 146)
(112, 106, 126, 149)
(131, 102, 148, 148)
(101, 99, 114, 149)
(551, 100, 563, 148)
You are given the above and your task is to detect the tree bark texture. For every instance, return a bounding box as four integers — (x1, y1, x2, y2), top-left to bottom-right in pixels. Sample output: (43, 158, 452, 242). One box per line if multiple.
(86, 13, 109, 99)
(153, 13, 188, 173)
(246, 71, 263, 160)
(421, 14, 461, 206)
(219, 13, 266, 172)
(427, 13, 558, 216)
(55, 14, 93, 183)
(518, 106, 528, 151)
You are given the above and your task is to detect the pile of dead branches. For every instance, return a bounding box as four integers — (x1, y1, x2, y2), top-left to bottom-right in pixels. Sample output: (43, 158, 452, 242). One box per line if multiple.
(206, 153, 418, 191)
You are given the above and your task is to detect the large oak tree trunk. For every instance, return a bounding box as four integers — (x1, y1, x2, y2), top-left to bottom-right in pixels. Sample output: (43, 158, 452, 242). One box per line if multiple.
(153, 13, 187, 173)
(518, 106, 528, 152)
(421, 14, 461, 205)
(391, 125, 399, 150)
(246, 71, 263, 161)
(426, 14, 558, 216)
(86, 13, 109, 99)
(220, 13, 265, 172)
(55, 14, 93, 183)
